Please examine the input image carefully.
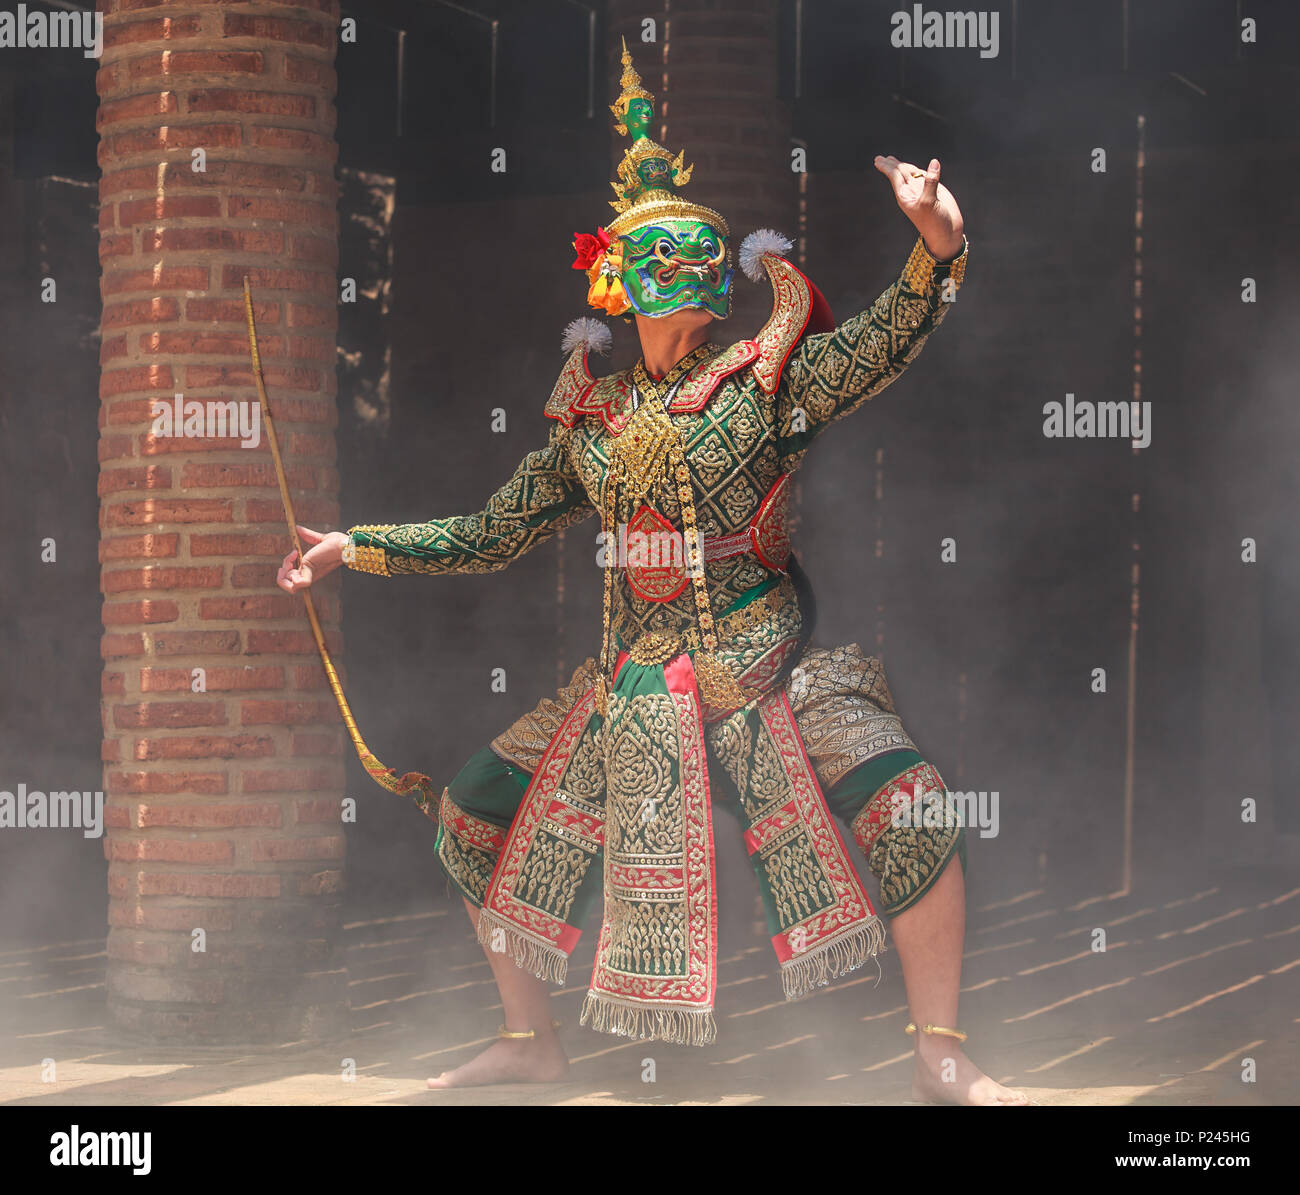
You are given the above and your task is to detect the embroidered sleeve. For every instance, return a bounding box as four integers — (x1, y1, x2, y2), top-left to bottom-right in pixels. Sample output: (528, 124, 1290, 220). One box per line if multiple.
(775, 236, 968, 470)
(345, 424, 593, 576)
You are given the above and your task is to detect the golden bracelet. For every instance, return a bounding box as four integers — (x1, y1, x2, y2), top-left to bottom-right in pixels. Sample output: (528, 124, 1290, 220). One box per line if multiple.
(902, 235, 968, 293)
(344, 526, 393, 577)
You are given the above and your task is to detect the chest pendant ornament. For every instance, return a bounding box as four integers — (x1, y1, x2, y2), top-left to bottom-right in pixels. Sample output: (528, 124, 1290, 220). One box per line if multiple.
(596, 388, 760, 717)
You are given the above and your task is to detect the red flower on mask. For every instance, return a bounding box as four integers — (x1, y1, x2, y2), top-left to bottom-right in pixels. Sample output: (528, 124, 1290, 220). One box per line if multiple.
(571, 227, 611, 271)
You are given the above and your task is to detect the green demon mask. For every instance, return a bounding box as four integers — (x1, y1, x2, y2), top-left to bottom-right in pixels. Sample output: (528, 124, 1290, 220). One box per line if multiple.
(619, 219, 733, 319)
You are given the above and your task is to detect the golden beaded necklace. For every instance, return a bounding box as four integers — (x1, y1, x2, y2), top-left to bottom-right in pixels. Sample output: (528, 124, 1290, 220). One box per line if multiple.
(629, 342, 717, 410)
(595, 346, 761, 716)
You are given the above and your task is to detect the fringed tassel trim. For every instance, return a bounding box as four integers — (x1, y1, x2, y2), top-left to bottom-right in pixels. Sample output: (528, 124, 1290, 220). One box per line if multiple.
(475, 908, 569, 986)
(580, 991, 718, 1047)
(781, 915, 888, 1001)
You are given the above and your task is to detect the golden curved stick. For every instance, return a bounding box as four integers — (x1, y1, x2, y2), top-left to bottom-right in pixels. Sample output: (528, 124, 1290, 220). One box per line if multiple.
(241, 277, 438, 822)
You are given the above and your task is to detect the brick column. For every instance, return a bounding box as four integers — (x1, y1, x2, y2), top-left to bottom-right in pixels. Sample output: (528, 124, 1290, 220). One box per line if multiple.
(608, 0, 794, 330)
(96, 0, 346, 1041)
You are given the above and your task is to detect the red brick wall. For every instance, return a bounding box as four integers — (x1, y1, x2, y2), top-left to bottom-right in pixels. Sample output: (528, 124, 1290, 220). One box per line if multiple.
(96, 0, 346, 1040)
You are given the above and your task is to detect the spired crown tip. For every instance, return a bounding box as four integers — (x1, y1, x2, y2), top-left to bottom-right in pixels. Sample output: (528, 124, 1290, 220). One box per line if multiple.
(603, 41, 727, 240)
(611, 34, 654, 134)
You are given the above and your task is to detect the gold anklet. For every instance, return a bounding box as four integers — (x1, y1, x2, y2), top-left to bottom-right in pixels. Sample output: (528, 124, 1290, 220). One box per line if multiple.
(497, 1019, 562, 1040)
(905, 1022, 967, 1043)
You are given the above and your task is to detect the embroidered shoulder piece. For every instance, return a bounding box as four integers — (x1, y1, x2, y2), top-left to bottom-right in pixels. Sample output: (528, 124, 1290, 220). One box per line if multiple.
(666, 339, 760, 413)
(574, 370, 636, 433)
(544, 346, 598, 428)
(544, 346, 640, 434)
(573, 346, 757, 428)
(546, 252, 819, 426)
(664, 253, 818, 411)
(750, 253, 814, 394)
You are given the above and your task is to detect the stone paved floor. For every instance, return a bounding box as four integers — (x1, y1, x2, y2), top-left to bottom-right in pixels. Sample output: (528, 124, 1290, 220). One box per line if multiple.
(1, 877, 1295, 1106)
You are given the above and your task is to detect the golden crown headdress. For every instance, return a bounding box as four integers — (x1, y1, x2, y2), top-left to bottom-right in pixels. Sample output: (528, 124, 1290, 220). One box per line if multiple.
(604, 38, 729, 240)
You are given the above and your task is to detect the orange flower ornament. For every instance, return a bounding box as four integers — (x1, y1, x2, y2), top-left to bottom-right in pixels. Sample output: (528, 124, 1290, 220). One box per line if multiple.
(572, 228, 631, 318)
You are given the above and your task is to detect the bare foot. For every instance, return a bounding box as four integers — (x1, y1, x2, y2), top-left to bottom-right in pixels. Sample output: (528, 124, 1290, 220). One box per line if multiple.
(427, 1028, 569, 1089)
(910, 1038, 1029, 1106)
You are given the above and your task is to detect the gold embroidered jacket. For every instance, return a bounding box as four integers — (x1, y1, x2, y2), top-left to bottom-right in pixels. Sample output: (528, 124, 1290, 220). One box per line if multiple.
(347, 238, 967, 675)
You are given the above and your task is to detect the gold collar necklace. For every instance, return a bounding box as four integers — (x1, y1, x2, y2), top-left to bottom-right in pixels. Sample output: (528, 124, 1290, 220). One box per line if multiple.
(631, 342, 718, 411)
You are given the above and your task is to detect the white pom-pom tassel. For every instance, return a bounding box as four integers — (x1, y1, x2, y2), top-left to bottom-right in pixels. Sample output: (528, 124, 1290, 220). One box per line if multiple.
(560, 317, 613, 356)
(739, 229, 794, 282)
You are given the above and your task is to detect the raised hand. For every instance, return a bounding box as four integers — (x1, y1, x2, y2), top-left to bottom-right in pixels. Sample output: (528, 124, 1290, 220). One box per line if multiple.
(873, 155, 965, 262)
(276, 525, 349, 593)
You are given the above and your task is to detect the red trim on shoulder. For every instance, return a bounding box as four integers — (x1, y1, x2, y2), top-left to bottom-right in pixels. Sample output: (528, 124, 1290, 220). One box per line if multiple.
(543, 346, 598, 428)
(574, 370, 635, 433)
(548, 256, 837, 428)
(750, 254, 837, 394)
(667, 339, 760, 413)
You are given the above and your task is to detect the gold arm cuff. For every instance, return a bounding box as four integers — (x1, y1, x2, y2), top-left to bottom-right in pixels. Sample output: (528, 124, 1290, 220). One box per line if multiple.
(344, 526, 393, 577)
(902, 235, 968, 293)
(905, 1021, 968, 1043)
